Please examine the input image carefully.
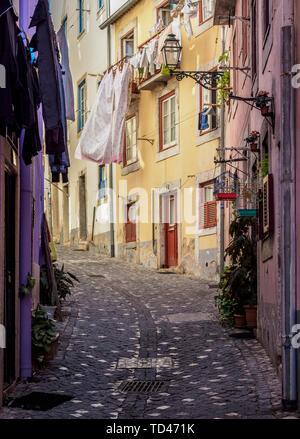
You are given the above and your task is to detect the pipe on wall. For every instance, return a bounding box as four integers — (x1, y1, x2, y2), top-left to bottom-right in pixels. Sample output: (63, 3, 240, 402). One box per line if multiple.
(280, 20, 297, 409)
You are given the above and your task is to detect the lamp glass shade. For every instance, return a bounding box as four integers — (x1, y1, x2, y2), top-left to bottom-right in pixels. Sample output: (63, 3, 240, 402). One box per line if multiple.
(162, 33, 181, 69)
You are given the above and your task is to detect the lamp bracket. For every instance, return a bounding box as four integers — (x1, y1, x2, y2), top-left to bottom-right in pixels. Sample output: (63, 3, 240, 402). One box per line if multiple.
(170, 70, 224, 90)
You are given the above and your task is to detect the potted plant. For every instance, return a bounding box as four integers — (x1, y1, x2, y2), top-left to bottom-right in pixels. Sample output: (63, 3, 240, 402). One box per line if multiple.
(217, 215, 257, 328)
(246, 130, 260, 152)
(256, 91, 272, 116)
(32, 305, 58, 370)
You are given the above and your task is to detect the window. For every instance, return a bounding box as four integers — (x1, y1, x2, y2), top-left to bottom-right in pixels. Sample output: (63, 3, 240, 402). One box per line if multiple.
(233, 32, 238, 94)
(242, 0, 248, 60)
(125, 203, 137, 243)
(159, 91, 176, 151)
(62, 15, 68, 38)
(199, 182, 217, 229)
(78, 79, 87, 132)
(124, 116, 137, 166)
(78, 0, 85, 35)
(199, 78, 217, 134)
(199, 0, 214, 24)
(263, 0, 271, 37)
(121, 30, 134, 59)
(251, 0, 257, 78)
(98, 165, 106, 200)
(157, 1, 173, 26)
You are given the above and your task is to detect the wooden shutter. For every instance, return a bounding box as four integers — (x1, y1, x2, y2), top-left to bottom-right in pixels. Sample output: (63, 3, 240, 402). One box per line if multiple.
(261, 174, 274, 236)
(205, 201, 217, 228)
(199, 187, 205, 229)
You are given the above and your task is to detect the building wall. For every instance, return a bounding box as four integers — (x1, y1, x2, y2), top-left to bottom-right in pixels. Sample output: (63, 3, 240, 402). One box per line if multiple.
(49, 0, 111, 254)
(112, 0, 222, 280)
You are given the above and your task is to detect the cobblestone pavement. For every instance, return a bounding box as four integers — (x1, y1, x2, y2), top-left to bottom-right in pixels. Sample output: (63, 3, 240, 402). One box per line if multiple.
(0, 246, 285, 419)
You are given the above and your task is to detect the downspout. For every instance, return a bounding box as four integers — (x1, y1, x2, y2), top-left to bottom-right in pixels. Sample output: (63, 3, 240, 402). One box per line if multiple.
(280, 14, 297, 409)
(219, 25, 226, 278)
(19, 0, 33, 379)
(107, 0, 115, 257)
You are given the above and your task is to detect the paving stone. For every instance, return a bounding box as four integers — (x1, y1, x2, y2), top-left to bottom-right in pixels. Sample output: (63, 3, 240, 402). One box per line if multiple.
(0, 245, 286, 419)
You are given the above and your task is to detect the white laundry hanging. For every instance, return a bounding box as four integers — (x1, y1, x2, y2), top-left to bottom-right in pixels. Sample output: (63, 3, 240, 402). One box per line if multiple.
(182, 2, 198, 40)
(74, 64, 131, 164)
(75, 70, 114, 163)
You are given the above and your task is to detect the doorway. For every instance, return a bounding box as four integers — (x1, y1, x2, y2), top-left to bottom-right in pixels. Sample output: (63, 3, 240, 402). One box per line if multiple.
(79, 174, 87, 240)
(4, 171, 16, 388)
(164, 193, 178, 268)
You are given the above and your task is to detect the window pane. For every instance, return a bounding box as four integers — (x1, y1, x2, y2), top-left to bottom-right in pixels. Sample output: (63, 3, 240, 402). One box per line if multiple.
(205, 186, 214, 202)
(202, 0, 213, 21)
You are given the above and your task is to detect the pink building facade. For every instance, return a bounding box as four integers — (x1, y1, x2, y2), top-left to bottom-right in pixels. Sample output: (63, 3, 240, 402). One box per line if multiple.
(214, 0, 300, 409)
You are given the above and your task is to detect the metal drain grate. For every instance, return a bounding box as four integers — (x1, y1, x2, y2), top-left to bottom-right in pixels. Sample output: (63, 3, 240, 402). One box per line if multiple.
(119, 381, 168, 393)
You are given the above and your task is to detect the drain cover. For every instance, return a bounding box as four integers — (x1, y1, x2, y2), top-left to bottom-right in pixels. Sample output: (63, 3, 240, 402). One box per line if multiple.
(8, 392, 73, 411)
(119, 381, 168, 393)
(229, 332, 255, 339)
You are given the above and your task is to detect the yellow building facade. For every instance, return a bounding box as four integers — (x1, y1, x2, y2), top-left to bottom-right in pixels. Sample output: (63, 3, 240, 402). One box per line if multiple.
(106, 0, 222, 280)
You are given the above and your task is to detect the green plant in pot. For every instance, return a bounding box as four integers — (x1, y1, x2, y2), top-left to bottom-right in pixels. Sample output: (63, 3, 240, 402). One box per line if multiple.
(53, 264, 79, 302)
(32, 305, 57, 367)
(217, 215, 257, 328)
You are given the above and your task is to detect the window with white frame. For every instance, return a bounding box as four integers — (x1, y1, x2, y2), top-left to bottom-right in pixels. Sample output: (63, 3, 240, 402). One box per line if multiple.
(121, 31, 134, 59)
(199, 83, 217, 134)
(78, 0, 86, 35)
(159, 91, 176, 151)
(124, 116, 138, 166)
(157, 0, 173, 26)
(199, 0, 214, 24)
(78, 79, 87, 132)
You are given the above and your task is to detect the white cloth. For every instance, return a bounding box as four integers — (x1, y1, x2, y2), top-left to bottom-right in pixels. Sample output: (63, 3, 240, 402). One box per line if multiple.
(155, 23, 173, 69)
(74, 64, 131, 164)
(146, 38, 158, 75)
(111, 63, 131, 164)
(182, 3, 198, 40)
(75, 70, 114, 163)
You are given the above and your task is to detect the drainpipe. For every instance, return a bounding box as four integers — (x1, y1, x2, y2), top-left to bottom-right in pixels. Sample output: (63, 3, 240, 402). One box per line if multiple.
(19, 0, 33, 379)
(106, 0, 115, 257)
(280, 18, 297, 409)
(219, 26, 226, 278)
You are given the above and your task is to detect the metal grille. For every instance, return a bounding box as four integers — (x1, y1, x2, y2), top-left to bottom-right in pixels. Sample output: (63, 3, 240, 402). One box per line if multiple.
(119, 381, 168, 393)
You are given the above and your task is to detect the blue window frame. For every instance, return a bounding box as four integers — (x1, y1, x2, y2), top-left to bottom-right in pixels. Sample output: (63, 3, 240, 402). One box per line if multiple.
(62, 15, 67, 37)
(78, 80, 86, 132)
(98, 165, 106, 200)
(78, 0, 84, 34)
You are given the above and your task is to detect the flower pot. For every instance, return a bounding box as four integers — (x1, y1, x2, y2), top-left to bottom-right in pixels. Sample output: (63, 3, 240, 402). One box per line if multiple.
(261, 106, 269, 116)
(234, 314, 245, 328)
(244, 305, 257, 328)
(250, 143, 259, 152)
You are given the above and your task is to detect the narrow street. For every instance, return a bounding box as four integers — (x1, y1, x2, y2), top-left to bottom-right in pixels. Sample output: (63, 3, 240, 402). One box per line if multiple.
(0, 247, 282, 420)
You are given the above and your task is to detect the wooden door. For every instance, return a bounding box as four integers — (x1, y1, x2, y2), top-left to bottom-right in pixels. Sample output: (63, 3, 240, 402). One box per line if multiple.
(165, 195, 178, 267)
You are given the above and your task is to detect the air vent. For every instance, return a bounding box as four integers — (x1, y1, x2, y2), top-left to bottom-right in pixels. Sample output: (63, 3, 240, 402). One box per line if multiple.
(119, 381, 169, 393)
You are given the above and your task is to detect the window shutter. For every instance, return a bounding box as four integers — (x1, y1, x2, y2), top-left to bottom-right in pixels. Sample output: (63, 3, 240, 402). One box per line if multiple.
(261, 174, 274, 236)
(206, 201, 217, 227)
(199, 187, 205, 229)
(258, 189, 264, 240)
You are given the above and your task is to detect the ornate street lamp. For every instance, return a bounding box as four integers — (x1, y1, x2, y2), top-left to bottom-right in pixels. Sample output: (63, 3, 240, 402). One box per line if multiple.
(162, 33, 224, 90)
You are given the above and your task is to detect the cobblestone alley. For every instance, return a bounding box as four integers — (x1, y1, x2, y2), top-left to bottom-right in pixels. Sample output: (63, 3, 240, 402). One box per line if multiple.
(0, 247, 283, 419)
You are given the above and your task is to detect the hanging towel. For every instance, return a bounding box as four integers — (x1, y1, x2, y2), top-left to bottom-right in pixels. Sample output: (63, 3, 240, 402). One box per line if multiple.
(75, 70, 114, 163)
(57, 25, 75, 121)
(182, 2, 198, 40)
(110, 63, 131, 164)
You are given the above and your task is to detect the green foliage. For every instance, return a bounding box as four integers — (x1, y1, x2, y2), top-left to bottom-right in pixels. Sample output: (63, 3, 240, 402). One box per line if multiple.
(32, 305, 57, 359)
(53, 264, 79, 302)
(217, 50, 231, 104)
(20, 273, 36, 297)
(259, 153, 269, 178)
(216, 216, 257, 323)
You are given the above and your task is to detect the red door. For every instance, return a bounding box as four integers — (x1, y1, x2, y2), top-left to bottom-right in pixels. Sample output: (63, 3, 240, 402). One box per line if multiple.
(165, 195, 178, 267)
